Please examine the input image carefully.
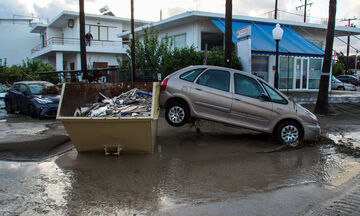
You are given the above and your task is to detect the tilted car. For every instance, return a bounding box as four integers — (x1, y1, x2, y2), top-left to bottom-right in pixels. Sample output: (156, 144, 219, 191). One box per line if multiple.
(5, 81, 60, 118)
(160, 65, 320, 146)
(331, 76, 356, 91)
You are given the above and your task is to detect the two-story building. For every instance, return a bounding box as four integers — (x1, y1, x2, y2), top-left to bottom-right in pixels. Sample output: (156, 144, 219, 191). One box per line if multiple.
(118, 11, 360, 91)
(30, 10, 148, 73)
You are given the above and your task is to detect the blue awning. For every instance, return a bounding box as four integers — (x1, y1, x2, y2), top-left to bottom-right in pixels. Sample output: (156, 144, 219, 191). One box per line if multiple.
(211, 19, 324, 57)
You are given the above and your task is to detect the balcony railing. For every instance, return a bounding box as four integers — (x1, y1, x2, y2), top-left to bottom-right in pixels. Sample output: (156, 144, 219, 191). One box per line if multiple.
(31, 37, 125, 54)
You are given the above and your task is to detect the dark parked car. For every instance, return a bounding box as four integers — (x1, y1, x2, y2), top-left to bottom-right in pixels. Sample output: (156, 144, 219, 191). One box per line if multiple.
(336, 75, 360, 86)
(5, 81, 60, 118)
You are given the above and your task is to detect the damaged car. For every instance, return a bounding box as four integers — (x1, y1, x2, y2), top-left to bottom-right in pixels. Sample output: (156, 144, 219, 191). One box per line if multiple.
(160, 65, 320, 146)
(5, 81, 60, 118)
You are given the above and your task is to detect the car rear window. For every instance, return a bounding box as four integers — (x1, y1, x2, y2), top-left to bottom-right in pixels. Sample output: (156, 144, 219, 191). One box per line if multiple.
(179, 68, 205, 82)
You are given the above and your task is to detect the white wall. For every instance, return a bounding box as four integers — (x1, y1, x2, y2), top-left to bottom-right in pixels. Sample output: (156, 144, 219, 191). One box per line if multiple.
(0, 20, 40, 65)
(87, 53, 120, 68)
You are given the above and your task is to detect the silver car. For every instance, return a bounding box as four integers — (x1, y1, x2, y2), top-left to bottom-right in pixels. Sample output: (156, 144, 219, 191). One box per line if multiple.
(331, 76, 356, 91)
(159, 65, 320, 145)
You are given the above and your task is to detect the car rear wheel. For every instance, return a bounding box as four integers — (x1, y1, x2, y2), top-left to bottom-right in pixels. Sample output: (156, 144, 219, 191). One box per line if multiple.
(276, 121, 303, 147)
(337, 86, 345, 91)
(165, 101, 189, 127)
(29, 105, 38, 118)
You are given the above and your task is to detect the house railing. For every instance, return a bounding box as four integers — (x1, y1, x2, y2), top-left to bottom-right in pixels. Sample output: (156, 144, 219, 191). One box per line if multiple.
(31, 37, 126, 54)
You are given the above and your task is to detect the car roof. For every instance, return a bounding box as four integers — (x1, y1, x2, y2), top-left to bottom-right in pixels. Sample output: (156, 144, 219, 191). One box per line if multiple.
(174, 65, 265, 81)
(13, 81, 53, 85)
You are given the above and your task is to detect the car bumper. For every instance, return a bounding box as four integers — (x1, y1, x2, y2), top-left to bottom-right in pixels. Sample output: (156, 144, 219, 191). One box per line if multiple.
(303, 122, 321, 141)
(38, 103, 58, 118)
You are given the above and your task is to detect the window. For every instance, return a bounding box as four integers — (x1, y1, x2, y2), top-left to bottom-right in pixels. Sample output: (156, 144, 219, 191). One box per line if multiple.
(196, 69, 230, 92)
(89, 25, 109, 41)
(251, 56, 268, 81)
(234, 74, 264, 98)
(261, 81, 288, 104)
(19, 85, 28, 94)
(173, 34, 186, 49)
(180, 68, 205, 82)
(309, 59, 322, 89)
(279, 56, 294, 89)
(163, 34, 187, 49)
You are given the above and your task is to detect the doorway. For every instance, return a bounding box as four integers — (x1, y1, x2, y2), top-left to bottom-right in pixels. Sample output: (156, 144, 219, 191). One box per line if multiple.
(294, 58, 309, 90)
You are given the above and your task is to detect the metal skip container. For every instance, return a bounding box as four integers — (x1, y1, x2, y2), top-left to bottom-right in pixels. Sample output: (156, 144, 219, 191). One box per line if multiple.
(57, 82, 160, 154)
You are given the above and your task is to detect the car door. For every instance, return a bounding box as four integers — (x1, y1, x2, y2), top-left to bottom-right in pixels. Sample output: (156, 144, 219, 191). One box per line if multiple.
(190, 69, 232, 123)
(8, 84, 21, 111)
(229, 73, 273, 131)
(17, 84, 30, 113)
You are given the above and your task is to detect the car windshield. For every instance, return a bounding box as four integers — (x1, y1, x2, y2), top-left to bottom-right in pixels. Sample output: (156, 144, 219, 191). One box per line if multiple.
(28, 83, 59, 95)
(0, 84, 6, 93)
(332, 76, 342, 83)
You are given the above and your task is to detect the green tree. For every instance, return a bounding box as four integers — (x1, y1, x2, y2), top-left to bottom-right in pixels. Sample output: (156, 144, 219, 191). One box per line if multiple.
(120, 26, 243, 80)
(0, 58, 59, 85)
(332, 61, 345, 76)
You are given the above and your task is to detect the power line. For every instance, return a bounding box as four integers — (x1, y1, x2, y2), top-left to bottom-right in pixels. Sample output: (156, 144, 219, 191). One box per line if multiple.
(295, 0, 313, 22)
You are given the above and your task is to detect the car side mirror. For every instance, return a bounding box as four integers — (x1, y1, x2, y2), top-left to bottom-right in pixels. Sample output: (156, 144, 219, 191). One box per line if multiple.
(260, 93, 270, 101)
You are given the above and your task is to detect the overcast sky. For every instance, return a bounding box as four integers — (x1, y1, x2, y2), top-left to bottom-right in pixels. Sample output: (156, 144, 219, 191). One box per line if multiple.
(1, 0, 359, 54)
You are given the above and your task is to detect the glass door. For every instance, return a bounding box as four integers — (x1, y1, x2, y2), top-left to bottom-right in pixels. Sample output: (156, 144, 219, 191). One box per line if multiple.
(295, 59, 301, 89)
(294, 58, 309, 89)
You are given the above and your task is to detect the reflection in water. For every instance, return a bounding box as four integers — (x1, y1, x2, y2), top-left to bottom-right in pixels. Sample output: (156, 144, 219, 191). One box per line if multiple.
(1, 121, 360, 215)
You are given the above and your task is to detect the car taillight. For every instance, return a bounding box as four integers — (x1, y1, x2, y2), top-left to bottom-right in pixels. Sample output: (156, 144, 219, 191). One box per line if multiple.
(160, 78, 169, 91)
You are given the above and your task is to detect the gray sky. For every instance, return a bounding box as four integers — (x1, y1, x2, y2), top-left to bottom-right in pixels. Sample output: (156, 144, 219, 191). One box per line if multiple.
(1, 0, 359, 54)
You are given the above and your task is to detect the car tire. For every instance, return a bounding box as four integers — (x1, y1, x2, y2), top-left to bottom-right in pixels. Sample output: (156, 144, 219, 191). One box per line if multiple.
(337, 86, 345, 91)
(276, 121, 303, 147)
(5, 101, 14, 114)
(165, 101, 189, 127)
(29, 105, 39, 118)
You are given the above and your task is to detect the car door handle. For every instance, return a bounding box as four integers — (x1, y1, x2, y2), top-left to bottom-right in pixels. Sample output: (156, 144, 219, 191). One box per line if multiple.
(234, 98, 241, 101)
(195, 88, 202, 91)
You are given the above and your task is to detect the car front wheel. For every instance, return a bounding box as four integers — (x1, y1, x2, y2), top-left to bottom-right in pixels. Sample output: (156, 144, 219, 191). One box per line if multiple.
(337, 86, 345, 91)
(165, 102, 189, 127)
(276, 121, 303, 147)
(29, 105, 39, 118)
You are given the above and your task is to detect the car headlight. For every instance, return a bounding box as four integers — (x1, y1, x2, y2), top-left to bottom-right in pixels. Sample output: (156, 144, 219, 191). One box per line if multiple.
(34, 97, 53, 104)
(303, 107, 318, 121)
(298, 104, 318, 121)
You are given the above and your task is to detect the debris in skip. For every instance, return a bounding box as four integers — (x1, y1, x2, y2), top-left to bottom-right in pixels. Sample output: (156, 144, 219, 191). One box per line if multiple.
(73, 88, 152, 117)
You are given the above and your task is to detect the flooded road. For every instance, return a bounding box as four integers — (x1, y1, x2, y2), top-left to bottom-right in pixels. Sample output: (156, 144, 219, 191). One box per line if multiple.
(1, 103, 360, 215)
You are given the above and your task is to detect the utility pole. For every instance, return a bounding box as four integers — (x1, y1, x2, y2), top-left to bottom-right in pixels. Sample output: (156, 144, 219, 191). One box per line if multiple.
(274, 0, 278, 19)
(224, 0, 232, 68)
(296, 0, 313, 23)
(130, 0, 136, 82)
(79, 0, 87, 81)
(341, 17, 358, 73)
(315, 0, 337, 115)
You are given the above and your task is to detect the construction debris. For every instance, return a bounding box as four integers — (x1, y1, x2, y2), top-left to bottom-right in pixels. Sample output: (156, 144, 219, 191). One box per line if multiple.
(73, 88, 152, 117)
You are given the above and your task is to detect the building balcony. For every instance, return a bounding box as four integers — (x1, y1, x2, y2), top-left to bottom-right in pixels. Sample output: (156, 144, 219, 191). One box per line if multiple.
(31, 37, 127, 57)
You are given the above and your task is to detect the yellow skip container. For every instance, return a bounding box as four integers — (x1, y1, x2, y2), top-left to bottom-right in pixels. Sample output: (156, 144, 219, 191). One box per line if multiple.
(57, 82, 160, 154)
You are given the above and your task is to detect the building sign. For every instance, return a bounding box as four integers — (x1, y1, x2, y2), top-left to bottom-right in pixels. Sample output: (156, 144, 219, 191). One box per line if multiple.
(236, 26, 251, 40)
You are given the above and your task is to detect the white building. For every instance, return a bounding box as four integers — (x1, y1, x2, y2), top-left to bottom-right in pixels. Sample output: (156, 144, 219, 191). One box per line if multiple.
(0, 18, 40, 66)
(30, 10, 148, 72)
(118, 11, 360, 91)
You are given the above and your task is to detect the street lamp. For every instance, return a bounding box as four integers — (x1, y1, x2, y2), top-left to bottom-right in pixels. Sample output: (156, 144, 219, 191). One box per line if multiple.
(272, 23, 283, 89)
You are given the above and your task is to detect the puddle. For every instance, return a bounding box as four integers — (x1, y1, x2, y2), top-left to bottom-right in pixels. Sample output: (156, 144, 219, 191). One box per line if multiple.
(1, 116, 360, 215)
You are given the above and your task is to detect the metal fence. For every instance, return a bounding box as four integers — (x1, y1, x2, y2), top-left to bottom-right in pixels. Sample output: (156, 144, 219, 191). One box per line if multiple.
(39, 67, 161, 83)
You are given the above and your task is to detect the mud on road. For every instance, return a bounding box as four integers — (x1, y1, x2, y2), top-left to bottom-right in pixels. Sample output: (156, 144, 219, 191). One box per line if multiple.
(1, 104, 360, 215)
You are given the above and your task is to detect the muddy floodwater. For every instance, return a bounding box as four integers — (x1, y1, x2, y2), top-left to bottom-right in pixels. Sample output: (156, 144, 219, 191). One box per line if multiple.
(1, 104, 360, 215)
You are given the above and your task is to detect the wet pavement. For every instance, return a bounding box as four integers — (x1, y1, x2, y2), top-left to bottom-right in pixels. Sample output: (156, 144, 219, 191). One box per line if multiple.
(1, 104, 360, 215)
